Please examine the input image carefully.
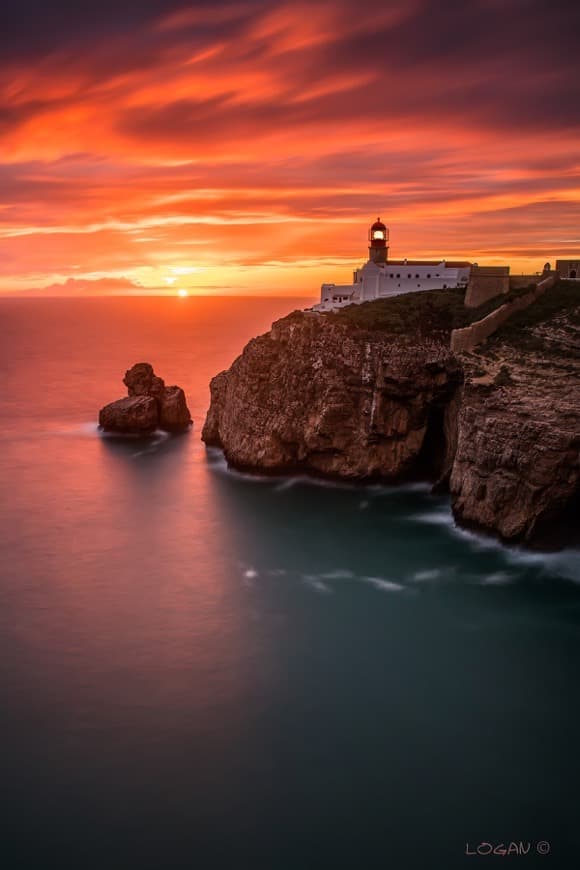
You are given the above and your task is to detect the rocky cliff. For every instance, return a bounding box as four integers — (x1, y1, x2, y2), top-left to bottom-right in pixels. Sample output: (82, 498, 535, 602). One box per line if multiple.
(203, 310, 463, 480)
(450, 290, 580, 548)
(203, 286, 580, 548)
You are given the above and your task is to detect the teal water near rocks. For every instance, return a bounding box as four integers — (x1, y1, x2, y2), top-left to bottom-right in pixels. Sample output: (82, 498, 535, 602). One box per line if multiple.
(1, 297, 579, 868)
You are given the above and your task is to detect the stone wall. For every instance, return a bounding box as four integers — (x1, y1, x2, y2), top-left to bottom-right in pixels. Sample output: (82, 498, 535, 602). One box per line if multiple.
(509, 274, 539, 290)
(450, 275, 556, 353)
(464, 266, 510, 308)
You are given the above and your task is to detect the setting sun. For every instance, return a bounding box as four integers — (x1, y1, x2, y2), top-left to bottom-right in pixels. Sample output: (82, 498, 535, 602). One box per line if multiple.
(177, 288, 189, 298)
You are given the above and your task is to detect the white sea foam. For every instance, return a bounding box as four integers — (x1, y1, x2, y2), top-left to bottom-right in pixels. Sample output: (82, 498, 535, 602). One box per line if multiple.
(302, 575, 332, 594)
(478, 571, 515, 586)
(412, 506, 521, 554)
(205, 450, 278, 483)
(411, 505, 580, 583)
(243, 569, 258, 579)
(410, 569, 442, 582)
(361, 576, 405, 593)
(274, 478, 298, 491)
(207, 447, 435, 495)
(131, 430, 173, 456)
(411, 508, 455, 527)
(509, 549, 580, 584)
(45, 421, 101, 437)
(321, 569, 355, 580)
(368, 481, 432, 496)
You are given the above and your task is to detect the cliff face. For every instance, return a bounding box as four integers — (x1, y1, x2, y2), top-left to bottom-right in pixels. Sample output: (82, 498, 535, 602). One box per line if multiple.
(450, 388, 579, 546)
(450, 306, 580, 547)
(203, 312, 463, 480)
(203, 289, 580, 547)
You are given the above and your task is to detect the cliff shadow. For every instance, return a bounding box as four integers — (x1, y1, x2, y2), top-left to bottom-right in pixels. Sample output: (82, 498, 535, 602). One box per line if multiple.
(413, 386, 461, 486)
(530, 484, 580, 551)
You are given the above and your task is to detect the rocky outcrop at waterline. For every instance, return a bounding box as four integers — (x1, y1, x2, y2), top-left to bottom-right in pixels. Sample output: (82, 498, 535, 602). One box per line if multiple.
(202, 309, 464, 480)
(99, 363, 192, 434)
(450, 287, 580, 548)
(203, 285, 580, 548)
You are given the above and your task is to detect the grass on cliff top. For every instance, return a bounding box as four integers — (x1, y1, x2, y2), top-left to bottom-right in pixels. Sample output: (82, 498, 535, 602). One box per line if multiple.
(325, 282, 569, 339)
(485, 280, 580, 354)
(468, 283, 535, 320)
(327, 289, 470, 338)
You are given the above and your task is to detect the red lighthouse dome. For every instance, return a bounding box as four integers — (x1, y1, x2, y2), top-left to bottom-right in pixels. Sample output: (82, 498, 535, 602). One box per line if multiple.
(368, 217, 389, 263)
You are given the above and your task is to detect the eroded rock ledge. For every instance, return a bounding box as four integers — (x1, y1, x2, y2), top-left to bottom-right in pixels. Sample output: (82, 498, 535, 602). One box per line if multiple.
(202, 288, 580, 548)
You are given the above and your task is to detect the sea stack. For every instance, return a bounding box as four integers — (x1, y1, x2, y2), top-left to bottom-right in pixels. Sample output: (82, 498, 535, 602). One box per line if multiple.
(99, 363, 192, 434)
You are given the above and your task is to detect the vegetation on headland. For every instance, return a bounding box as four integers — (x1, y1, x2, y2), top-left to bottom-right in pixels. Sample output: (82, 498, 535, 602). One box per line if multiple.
(327, 289, 469, 338)
(486, 280, 580, 356)
(495, 280, 580, 333)
(468, 283, 535, 321)
(323, 280, 580, 347)
(326, 284, 534, 338)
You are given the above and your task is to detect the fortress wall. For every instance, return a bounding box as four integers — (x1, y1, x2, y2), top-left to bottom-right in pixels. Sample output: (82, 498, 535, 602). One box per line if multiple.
(450, 275, 557, 353)
(464, 266, 510, 308)
(509, 274, 539, 290)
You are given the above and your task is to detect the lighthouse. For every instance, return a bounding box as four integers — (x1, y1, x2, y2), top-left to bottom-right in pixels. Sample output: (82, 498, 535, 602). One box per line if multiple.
(368, 217, 389, 264)
(315, 218, 472, 311)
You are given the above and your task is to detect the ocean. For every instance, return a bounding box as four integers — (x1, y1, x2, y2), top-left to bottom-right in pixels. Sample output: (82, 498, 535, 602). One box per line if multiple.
(1, 297, 579, 869)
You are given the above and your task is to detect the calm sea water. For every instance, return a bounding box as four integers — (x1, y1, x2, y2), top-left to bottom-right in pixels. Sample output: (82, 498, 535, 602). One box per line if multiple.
(1, 297, 580, 870)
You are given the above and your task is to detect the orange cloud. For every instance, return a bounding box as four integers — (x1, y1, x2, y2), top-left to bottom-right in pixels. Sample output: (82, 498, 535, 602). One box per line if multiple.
(1, 0, 579, 293)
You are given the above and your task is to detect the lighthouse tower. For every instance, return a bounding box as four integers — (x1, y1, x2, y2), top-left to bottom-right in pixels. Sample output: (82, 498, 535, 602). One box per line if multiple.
(368, 217, 389, 264)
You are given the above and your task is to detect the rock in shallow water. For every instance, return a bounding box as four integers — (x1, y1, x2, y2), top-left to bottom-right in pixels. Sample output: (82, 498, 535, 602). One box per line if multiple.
(99, 363, 192, 435)
(99, 395, 159, 434)
(159, 385, 191, 431)
(123, 362, 165, 399)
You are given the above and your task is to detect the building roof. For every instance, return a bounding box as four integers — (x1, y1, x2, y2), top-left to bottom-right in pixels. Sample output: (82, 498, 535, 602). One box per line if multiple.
(379, 259, 472, 268)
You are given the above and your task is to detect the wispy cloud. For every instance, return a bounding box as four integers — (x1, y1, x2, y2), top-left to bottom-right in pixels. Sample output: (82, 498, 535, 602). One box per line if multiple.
(1, 0, 579, 292)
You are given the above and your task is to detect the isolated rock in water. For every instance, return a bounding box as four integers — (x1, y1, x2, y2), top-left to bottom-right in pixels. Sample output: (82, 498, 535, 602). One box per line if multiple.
(123, 362, 165, 398)
(99, 362, 192, 434)
(99, 395, 159, 434)
(159, 385, 191, 430)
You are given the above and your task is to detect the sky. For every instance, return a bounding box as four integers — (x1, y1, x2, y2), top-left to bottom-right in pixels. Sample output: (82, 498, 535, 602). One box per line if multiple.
(1, 0, 579, 296)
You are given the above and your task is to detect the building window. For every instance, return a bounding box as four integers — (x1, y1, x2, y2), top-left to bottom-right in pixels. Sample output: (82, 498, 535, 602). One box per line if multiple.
(389, 273, 394, 278)
(396, 273, 400, 278)
(415, 274, 419, 278)
(407, 273, 412, 278)
(427, 273, 431, 278)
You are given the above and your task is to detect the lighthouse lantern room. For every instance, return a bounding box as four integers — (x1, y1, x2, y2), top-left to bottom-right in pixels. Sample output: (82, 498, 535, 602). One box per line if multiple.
(368, 218, 389, 264)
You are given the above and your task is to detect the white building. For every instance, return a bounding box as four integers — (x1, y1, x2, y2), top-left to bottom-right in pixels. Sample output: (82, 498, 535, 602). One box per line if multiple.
(314, 219, 472, 311)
